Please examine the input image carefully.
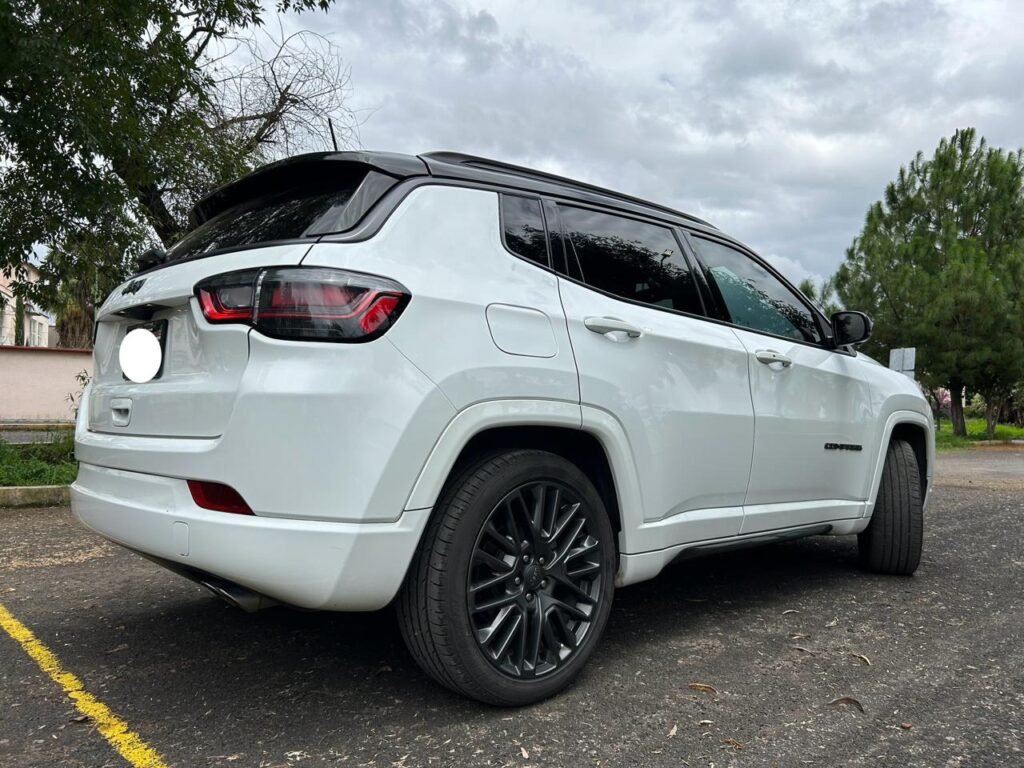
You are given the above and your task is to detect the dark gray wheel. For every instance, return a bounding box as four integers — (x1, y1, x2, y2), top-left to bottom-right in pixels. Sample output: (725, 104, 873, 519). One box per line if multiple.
(396, 449, 616, 706)
(858, 439, 923, 575)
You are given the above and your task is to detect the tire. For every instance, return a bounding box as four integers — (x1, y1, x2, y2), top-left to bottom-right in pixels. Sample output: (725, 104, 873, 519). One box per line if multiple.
(396, 449, 617, 706)
(858, 439, 923, 575)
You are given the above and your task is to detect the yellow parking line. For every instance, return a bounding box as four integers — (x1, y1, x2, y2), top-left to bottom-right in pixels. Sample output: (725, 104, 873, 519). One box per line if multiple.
(0, 601, 168, 768)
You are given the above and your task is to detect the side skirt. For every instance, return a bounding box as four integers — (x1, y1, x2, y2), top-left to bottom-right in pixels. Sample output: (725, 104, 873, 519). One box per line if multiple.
(616, 518, 865, 588)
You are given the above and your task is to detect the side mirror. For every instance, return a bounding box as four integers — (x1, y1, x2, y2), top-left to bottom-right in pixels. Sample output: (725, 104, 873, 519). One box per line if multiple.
(831, 311, 872, 346)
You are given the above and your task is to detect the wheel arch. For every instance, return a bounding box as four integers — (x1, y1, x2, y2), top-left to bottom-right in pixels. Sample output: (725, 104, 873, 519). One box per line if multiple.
(404, 401, 643, 551)
(867, 410, 934, 514)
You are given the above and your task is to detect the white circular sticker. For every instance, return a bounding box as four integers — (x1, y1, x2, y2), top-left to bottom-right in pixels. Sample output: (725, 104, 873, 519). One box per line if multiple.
(119, 328, 162, 383)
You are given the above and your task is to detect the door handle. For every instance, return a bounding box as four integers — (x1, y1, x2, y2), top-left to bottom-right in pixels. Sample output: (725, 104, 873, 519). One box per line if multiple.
(584, 317, 643, 339)
(755, 350, 792, 368)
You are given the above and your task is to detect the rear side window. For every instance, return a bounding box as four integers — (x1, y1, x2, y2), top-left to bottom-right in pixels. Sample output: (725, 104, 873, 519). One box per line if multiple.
(558, 205, 703, 315)
(690, 236, 822, 343)
(500, 195, 549, 266)
(169, 179, 362, 263)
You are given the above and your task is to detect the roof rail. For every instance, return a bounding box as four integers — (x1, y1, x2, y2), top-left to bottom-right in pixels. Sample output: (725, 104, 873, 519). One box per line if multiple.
(421, 151, 714, 228)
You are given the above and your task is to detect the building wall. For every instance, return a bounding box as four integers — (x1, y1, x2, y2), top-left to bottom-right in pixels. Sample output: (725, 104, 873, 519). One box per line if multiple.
(0, 347, 93, 422)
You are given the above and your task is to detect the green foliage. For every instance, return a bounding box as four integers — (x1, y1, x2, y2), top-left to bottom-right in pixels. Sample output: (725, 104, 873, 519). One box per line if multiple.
(0, 0, 341, 313)
(0, 433, 78, 486)
(834, 128, 1024, 435)
(934, 418, 1024, 450)
(963, 393, 987, 419)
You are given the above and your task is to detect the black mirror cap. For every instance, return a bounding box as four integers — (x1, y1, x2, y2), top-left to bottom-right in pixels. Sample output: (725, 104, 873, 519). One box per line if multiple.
(831, 310, 872, 346)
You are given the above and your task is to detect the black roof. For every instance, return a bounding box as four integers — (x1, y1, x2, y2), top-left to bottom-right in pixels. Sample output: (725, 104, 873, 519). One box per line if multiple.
(190, 149, 716, 233)
(420, 151, 715, 230)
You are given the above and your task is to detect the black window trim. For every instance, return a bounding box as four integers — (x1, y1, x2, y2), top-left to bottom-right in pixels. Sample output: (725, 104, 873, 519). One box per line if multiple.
(679, 229, 834, 350)
(497, 192, 553, 269)
(548, 199, 709, 320)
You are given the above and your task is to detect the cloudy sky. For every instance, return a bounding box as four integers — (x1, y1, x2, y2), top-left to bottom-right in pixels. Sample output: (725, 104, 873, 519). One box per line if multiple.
(285, 0, 1023, 285)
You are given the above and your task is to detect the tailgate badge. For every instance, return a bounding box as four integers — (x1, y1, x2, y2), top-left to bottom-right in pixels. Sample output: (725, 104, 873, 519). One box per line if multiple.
(122, 279, 146, 296)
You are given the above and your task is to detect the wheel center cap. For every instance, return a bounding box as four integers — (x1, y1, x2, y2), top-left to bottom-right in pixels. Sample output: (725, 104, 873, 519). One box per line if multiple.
(523, 564, 543, 591)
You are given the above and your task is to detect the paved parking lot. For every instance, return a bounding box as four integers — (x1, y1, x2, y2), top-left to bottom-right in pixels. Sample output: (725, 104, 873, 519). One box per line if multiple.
(1, 448, 1022, 767)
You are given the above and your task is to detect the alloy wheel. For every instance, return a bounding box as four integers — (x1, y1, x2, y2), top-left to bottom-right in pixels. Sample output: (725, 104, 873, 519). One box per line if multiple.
(466, 481, 605, 678)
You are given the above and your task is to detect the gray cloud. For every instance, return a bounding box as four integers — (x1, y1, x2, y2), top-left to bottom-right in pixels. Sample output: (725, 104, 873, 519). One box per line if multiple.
(292, 0, 1024, 285)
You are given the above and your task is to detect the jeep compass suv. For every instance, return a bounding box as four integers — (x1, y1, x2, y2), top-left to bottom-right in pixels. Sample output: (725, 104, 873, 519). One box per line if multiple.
(72, 151, 933, 705)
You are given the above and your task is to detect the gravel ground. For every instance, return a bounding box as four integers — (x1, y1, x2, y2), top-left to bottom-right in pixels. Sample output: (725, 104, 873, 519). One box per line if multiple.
(0, 447, 1021, 768)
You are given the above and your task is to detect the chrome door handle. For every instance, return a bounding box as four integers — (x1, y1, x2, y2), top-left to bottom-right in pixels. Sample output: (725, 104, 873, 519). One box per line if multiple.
(584, 317, 643, 339)
(755, 350, 792, 368)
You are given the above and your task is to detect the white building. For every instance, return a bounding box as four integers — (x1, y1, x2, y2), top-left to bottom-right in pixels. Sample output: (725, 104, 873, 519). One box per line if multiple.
(0, 263, 50, 347)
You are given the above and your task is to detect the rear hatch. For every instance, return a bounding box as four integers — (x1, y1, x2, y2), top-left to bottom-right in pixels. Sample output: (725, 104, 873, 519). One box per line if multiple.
(88, 153, 424, 438)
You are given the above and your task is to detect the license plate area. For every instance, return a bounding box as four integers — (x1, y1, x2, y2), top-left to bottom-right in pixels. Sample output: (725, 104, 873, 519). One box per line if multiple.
(123, 319, 168, 381)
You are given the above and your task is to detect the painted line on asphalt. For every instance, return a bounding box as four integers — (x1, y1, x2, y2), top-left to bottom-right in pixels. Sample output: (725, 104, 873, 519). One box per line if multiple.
(0, 601, 168, 768)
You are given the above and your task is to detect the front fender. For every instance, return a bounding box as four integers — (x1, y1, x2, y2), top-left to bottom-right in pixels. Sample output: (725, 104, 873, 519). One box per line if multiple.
(866, 408, 934, 516)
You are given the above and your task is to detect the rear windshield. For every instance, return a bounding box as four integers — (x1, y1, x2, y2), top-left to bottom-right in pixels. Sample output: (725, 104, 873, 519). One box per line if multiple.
(168, 179, 359, 263)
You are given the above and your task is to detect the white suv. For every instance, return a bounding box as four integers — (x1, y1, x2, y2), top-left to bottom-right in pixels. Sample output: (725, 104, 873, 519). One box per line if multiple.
(72, 151, 933, 705)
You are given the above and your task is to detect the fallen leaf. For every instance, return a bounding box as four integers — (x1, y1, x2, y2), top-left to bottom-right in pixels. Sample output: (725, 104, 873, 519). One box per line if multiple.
(520, 747, 529, 759)
(667, 724, 677, 738)
(375, 664, 393, 676)
(688, 682, 718, 695)
(790, 633, 810, 640)
(104, 644, 129, 654)
(900, 722, 913, 730)
(782, 609, 800, 615)
(698, 720, 714, 727)
(792, 646, 816, 655)
(849, 653, 872, 666)
(721, 738, 745, 751)
(826, 617, 840, 627)
(829, 696, 865, 713)
(70, 715, 90, 724)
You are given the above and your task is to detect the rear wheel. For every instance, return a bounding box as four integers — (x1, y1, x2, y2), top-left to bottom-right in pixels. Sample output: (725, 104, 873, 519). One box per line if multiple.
(397, 449, 616, 706)
(858, 439, 923, 575)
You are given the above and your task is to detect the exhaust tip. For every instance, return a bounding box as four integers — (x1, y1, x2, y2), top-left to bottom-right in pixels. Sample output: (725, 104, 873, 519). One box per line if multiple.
(200, 579, 276, 613)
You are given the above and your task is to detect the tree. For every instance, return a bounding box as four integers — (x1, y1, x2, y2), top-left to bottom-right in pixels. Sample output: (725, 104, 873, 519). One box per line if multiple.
(834, 129, 1024, 437)
(797, 276, 842, 318)
(13, 294, 25, 346)
(0, 0, 355, 315)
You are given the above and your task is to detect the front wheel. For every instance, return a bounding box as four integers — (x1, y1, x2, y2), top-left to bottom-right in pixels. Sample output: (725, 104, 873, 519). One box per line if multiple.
(396, 449, 616, 706)
(858, 439, 923, 575)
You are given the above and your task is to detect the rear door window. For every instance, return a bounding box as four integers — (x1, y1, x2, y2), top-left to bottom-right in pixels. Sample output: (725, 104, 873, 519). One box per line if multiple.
(557, 205, 703, 315)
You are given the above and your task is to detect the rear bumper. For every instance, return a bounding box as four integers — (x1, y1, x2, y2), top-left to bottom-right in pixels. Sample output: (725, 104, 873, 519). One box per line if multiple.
(71, 463, 429, 611)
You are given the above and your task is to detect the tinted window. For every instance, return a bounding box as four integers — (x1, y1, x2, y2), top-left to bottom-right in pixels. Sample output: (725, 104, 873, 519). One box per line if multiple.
(690, 237, 821, 343)
(500, 195, 549, 266)
(169, 184, 358, 263)
(559, 206, 703, 315)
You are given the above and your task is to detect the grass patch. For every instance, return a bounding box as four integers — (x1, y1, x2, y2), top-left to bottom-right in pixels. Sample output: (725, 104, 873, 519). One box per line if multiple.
(935, 417, 1024, 451)
(0, 432, 78, 487)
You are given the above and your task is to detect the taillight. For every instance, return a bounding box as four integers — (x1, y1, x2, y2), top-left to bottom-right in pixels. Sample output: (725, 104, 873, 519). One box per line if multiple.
(194, 267, 410, 342)
(187, 480, 253, 515)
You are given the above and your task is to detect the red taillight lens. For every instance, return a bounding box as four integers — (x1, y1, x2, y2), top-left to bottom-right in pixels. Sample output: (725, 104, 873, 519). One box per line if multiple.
(187, 480, 253, 515)
(196, 269, 258, 323)
(194, 267, 409, 342)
